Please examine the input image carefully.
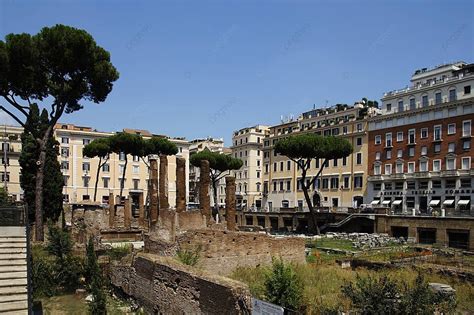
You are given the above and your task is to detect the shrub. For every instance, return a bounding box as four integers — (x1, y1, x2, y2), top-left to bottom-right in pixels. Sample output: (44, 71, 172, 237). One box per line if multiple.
(104, 244, 131, 261)
(85, 238, 107, 314)
(31, 245, 56, 298)
(46, 224, 72, 260)
(177, 246, 201, 266)
(264, 257, 303, 311)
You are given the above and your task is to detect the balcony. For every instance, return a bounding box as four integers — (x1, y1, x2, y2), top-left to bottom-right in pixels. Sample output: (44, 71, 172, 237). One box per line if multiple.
(414, 171, 430, 178)
(391, 173, 406, 180)
(441, 170, 459, 177)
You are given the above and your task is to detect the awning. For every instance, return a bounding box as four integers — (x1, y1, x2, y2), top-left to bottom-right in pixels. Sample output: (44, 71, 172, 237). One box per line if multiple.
(392, 200, 403, 205)
(429, 200, 441, 206)
(458, 200, 471, 205)
(382, 200, 391, 205)
(371, 200, 380, 205)
(443, 199, 455, 206)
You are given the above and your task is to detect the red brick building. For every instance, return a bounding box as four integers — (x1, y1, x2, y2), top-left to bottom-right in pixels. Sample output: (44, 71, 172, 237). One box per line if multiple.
(367, 62, 473, 215)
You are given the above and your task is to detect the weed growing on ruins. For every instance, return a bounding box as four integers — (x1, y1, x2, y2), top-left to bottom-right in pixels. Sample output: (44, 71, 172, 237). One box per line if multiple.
(264, 258, 304, 311)
(177, 246, 202, 266)
(104, 244, 132, 261)
(86, 238, 107, 314)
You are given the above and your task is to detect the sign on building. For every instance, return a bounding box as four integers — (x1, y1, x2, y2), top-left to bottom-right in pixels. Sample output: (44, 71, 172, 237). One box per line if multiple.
(252, 298, 284, 315)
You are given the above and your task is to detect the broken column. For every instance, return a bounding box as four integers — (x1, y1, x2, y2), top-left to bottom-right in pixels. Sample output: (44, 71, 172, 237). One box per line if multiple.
(108, 192, 115, 228)
(199, 160, 211, 221)
(138, 192, 145, 227)
(176, 157, 186, 213)
(124, 197, 131, 229)
(225, 176, 236, 230)
(159, 155, 169, 209)
(150, 157, 159, 223)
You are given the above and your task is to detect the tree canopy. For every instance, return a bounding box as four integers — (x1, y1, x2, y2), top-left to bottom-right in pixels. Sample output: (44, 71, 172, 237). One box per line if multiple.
(144, 136, 179, 156)
(190, 149, 243, 173)
(83, 138, 111, 160)
(274, 134, 353, 161)
(108, 132, 144, 157)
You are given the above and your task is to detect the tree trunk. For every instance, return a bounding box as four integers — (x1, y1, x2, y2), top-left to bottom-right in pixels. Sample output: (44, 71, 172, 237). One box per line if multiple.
(211, 177, 219, 221)
(301, 166, 320, 235)
(93, 157, 102, 202)
(34, 127, 52, 242)
(119, 157, 127, 200)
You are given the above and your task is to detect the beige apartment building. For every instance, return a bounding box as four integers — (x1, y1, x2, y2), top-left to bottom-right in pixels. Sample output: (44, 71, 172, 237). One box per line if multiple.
(231, 125, 270, 210)
(261, 102, 379, 212)
(1, 123, 191, 207)
(1, 125, 22, 200)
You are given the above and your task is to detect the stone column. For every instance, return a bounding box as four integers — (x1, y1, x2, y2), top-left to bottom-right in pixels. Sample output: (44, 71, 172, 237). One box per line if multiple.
(199, 160, 211, 220)
(124, 197, 131, 229)
(176, 157, 186, 213)
(138, 192, 145, 227)
(108, 192, 115, 228)
(225, 176, 236, 230)
(159, 155, 169, 210)
(150, 158, 159, 223)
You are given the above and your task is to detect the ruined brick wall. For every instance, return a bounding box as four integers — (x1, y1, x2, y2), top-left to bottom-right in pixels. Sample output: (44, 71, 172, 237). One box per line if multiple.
(70, 207, 108, 244)
(110, 254, 252, 315)
(145, 229, 306, 276)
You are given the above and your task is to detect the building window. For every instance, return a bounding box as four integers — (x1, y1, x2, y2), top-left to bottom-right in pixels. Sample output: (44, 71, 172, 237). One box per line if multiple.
(133, 179, 139, 190)
(420, 128, 428, 139)
(119, 152, 126, 161)
(342, 157, 347, 166)
(330, 177, 339, 189)
(409, 98, 416, 110)
(373, 183, 382, 191)
(374, 164, 381, 175)
(419, 181, 428, 189)
(419, 160, 428, 172)
(384, 164, 392, 175)
(343, 176, 350, 189)
(445, 180, 456, 189)
(375, 152, 380, 160)
(61, 161, 69, 170)
(396, 163, 403, 174)
(434, 125, 442, 141)
(356, 153, 362, 165)
(385, 133, 392, 147)
(83, 177, 90, 187)
(386, 150, 392, 160)
(82, 162, 90, 172)
(422, 95, 428, 107)
(386, 103, 391, 112)
(63, 176, 68, 186)
(448, 142, 455, 153)
(464, 85, 471, 95)
(407, 162, 415, 173)
(464, 140, 471, 150)
(61, 137, 69, 144)
(354, 176, 363, 188)
(356, 137, 362, 146)
(61, 147, 69, 157)
(322, 178, 329, 189)
(461, 157, 471, 170)
(280, 162, 284, 172)
(408, 129, 416, 144)
(407, 182, 415, 190)
(421, 146, 427, 156)
(273, 181, 277, 191)
(333, 159, 338, 167)
(435, 92, 442, 104)
(449, 89, 456, 102)
(83, 138, 90, 145)
(286, 180, 291, 191)
(0, 172, 10, 182)
(434, 143, 441, 153)
(397, 149, 403, 158)
(448, 124, 456, 135)
(408, 147, 415, 157)
(103, 177, 109, 188)
(460, 178, 472, 188)
(463, 120, 471, 137)
(398, 100, 404, 112)
(265, 164, 269, 173)
(433, 160, 441, 172)
(446, 157, 456, 170)
(133, 165, 140, 174)
(395, 182, 404, 190)
(273, 163, 277, 172)
(375, 135, 381, 145)
(357, 123, 362, 132)
(432, 180, 441, 189)
(102, 164, 110, 172)
(287, 160, 291, 170)
(396, 132, 403, 142)
(256, 171, 260, 178)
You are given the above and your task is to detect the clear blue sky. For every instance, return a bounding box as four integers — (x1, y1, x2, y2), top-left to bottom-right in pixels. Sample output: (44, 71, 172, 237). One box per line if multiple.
(1, 0, 473, 144)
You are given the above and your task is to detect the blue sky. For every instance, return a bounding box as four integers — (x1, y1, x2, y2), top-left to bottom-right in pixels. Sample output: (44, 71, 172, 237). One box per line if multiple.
(1, 0, 473, 144)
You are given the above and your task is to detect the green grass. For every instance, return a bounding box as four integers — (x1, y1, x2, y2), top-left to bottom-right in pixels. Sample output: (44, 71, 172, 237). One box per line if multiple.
(231, 262, 474, 313)
(103, 245, 132, 261)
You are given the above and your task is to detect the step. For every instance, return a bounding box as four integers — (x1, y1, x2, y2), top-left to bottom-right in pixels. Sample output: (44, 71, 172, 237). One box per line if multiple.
(0, 294, 27, 303)
(0, 286, 27, 295)
(0, 239, 26, 244)
(0, 260, 26, 266)
(0, 248, 26, 254)
(0, 272, 26, 280)
(0, 244, 26, 249)
(0, 265, 26, 273)
(0, 227, 26, 237)
(0, 278, 27, 288)
(0, 310, 28, 315)
(0, 300, 28, 313)
(0, 253, 26, 260)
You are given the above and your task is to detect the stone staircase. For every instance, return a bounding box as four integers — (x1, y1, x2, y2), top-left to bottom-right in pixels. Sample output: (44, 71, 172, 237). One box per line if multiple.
(0, 226, 28, 314)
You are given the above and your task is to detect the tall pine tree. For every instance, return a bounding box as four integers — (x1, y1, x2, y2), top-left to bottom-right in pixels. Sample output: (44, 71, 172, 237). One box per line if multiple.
(19, 105, 63, 223)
